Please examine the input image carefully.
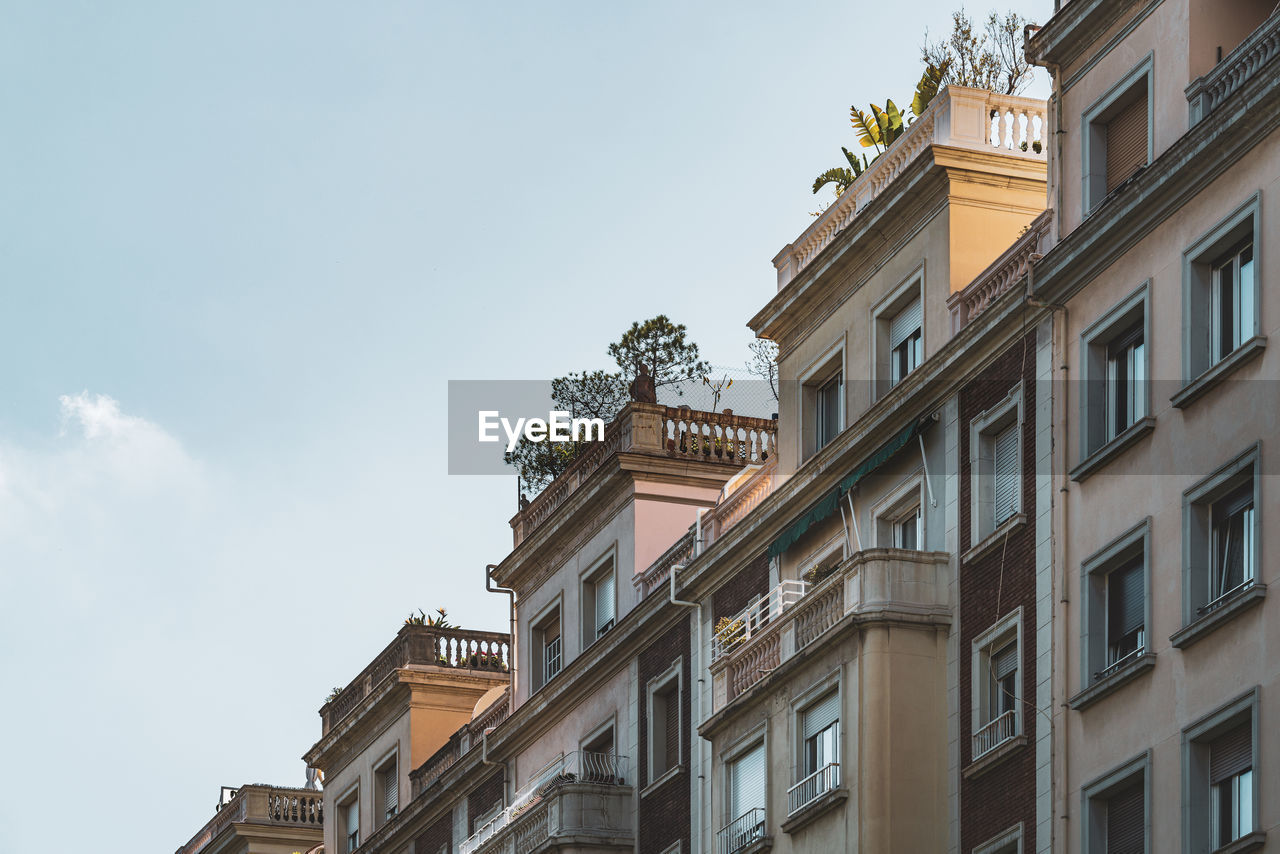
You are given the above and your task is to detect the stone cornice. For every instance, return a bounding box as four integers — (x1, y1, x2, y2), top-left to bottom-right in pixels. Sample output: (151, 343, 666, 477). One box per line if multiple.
(1031, 55, 1280, 307)
(1025, 0, 1143, 71)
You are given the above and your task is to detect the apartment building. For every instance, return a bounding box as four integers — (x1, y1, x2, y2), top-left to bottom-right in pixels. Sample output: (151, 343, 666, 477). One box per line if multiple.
(174, 784, 323, 854)
(1027, 2, 1280, 853)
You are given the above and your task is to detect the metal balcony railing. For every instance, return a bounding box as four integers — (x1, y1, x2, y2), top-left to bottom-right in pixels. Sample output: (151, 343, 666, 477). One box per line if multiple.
(458, 751, 629, 854)
(971, 709, 1018, 760)
(711, 581, 808, 661)
(718, 807, 766, 854)
(787, 763, 840, 816)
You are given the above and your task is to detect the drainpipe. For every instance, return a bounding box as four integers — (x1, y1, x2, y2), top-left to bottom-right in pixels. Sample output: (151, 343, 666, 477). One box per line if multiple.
(486, 564, 518, 702)
(669, 563, 706, 854)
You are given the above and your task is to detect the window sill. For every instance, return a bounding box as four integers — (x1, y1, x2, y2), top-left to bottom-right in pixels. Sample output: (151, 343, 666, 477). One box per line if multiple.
(1170, 583, 1267, 649)
(727, 836, 773, 854)
(1070, 417, 1156, 482)
(962, 734, 1026, 780)
(781, 787, 848, 835)
(963, 514, 1027, 564)
(1212, 830, 1266, 854)
(1171, 336, 1267, 409)
(640, 764, 685, 798)
(1067, 652, 1155, 710)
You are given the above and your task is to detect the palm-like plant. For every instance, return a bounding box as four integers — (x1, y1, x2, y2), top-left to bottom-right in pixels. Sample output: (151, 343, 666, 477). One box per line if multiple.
(811, 59, 952, 198)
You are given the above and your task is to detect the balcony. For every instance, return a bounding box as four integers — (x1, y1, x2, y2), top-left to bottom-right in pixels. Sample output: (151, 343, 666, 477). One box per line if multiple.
(947, 210, 1053, 331)
(511, 402, 777, 546)
(773, 87, 1048, 290)
(459, 752, 632, 854)
(710, 549, 950, 710)
(787, 762, 841, 817)
(176, 785, 323, 854)
(410, 687, 512, 797)
(710, 580, 809, 661)
(1187, 6, 1280, 124)
(718, 807, 767, 854)
(971, 709, 1017, 760)
(321, 625, 510, 735)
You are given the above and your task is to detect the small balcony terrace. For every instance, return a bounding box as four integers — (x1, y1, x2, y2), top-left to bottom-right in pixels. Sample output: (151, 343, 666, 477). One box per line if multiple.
(709, 548, 950, 712)
(1187, 5, 1280, 124)
(176, 785, 322, 854)
(321, 624, 510, 735)
(511, 402, 777, 547)
(458, 751, 632, 854)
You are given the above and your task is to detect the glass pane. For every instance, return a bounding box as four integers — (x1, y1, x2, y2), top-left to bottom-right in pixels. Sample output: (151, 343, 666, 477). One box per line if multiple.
(1239, 770, 1253, 836)
(1131, 340, 1145, 419)
(1239, 245, 1254, 344)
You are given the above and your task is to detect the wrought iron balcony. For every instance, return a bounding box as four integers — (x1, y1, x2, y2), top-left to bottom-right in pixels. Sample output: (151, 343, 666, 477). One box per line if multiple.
(717, 807, 767, 854)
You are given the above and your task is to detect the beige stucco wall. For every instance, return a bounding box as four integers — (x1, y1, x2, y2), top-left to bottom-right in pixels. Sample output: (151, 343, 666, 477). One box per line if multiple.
(1056, 130, 1280, 852)
(324, 708, 410, 851)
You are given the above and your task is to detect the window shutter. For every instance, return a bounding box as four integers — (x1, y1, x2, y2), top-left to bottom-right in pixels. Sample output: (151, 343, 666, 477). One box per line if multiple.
(1210, 722, 1253, 785)
(802, 691, 840, 740)
(1109, 562, 1145, 639)
(1106, 93, 1147, 193)
(731, 743, 767, 818)
(1105, 781, 1145, 854)
(384, 765, 398, 816)
(992, 424, 1019, 523)
(595, 570, 615, 634)
(664, 686, 680, 771)
(889, 296, 923, 350)
(992, 643, 1018, 680)
(346, 802, 359, 837)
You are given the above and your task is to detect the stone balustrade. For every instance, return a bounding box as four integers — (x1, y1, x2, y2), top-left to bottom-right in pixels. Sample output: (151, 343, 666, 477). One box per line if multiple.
(947, 210, 1053, 331)
(176, 785, 323, 854)
(773, 86, 1048, 290)
(1187, 8, 1280, 125)
(634, 526, 697, 599)
(412, 687, 513, 797)
(511, 403, 777, 547)
(322, 625, 510, 735)
(711, 549, 951, 710)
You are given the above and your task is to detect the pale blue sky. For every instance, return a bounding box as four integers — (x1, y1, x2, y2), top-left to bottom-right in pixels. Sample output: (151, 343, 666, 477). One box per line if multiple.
(0, 2, 1048, 850)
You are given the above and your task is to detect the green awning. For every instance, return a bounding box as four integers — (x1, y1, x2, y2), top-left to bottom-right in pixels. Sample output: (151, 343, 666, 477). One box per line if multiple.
(767, 418, 930, 559)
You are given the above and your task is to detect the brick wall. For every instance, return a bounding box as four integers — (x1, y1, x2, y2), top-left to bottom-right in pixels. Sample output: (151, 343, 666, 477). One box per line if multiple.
(958, 332, 1038, 853)
(636, 614, 692, 854)
(467, 770, 504, 836)
(712, 552, 770, 623)
(413, 812, 451, 854)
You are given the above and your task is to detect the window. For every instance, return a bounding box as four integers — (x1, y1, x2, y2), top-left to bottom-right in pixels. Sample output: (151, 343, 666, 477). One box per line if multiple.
(969, 386, 1023, 545)
(722, 740, 766, 854)
(1076, 285, 1151, 474)
(582, 723, 621, 784)
(873, 476, 925, 551)
(893, 504, 921, 550)
(1182, 445, 1260, 629)
(531, 606, 562, 691)
(973, 824, 1023, 854)
(1083, 57, 1151, 212)
(801, 346, 844, 460)
(1078, 521, 1151, 697)
(888, 295, 923, 388)
(1178, 194, 1262, 405)
(375, 756, 398, 827)
(1082, 754, 1148, 854)
(339, 793, 360, 854)
(790, 690, 840, 815)
(647, 664, 682, 783)
(815, 372, 842, 451)
(582, 557, 616, 643)
(1183, 690, 1259, 852)
(971, 611, 1021, 761)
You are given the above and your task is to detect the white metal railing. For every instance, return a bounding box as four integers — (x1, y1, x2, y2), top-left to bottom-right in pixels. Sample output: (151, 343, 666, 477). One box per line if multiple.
(458, 751, 629, 854)
(711, 581, 808, 661)
(1199, 577, 1256, 616)
(1097, 632, 1146, 681)
(718, 807, 766, 854)
(787, 763, 840, 816)
(971, 709, 1017, 760)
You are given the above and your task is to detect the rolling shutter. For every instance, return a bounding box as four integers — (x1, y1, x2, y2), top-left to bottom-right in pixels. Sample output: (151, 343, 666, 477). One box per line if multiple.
(730, 742, 767, 819)
(889, 296, 923, 351)
(594, 569, 616, 635)
(802, 692, 840, 740)
(664, 685, 680, 771)
(993, 643, 1018, 681)
(1210, 722, 1253, 785)
(383, 763, 398, 817)
(992, 424, 1019, 524)
(1106, 92, 1148, 193)
(1106, 781, 1145, 854)
(1108, 562, 1145, 640)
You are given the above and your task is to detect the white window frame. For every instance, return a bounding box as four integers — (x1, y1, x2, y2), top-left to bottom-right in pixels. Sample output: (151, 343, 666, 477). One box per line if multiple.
(721, 725, 768, 851)
(529, 598, 564, 692)
(872, 266, 926, 399)
(1076, 282, 1151, 471)
(789, 670, 842, 816)
(968, 383, 1024, 547)
(1080, 519, 1151, 690)
(970, 608, 1023, 760)
(872, 474, 926, 551)
(1181, 689, 1260, 854)
(646, 659, 683, 787)
(973, 823, 1024, 854)
(581, 549, 618, 645)
(798, 339, 845, 461)
(1082, 53, 1153, 213)
(1181, 444, 1261, 627)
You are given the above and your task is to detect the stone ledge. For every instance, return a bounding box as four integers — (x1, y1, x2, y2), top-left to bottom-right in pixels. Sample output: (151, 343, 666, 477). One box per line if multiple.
(1170, 583, 1267, 649)
(780, 787, 848, 835)
(1069, 417, 1156, 482)
(1171, 337, 1266, 410)
(1067, 653, 1156, 711)
(1212, 830, 1266, 854)
(962, 734, 1027, 780)
(962, 514, 1026, 564)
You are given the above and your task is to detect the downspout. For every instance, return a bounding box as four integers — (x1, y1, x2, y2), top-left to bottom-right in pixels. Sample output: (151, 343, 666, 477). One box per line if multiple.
(1024, 253, 1073, 846)
(669, 561, 705, 854)
(485, 564, 518, 706)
